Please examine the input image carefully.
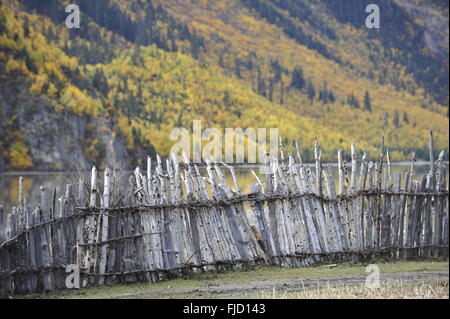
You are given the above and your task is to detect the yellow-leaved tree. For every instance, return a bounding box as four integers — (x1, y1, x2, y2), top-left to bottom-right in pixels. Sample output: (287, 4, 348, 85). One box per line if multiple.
(8, 141, 33, 169)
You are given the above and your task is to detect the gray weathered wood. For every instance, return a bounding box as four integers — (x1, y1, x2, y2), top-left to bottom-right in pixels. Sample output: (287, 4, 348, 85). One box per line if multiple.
(0, 205, 5, 242)
(429, 130, 436, 191)
(0, 135, 448, 294)
(98, 168, 111, 284)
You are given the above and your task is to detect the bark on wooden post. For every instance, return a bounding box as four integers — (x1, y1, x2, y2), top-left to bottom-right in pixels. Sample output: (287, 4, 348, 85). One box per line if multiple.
(147, 156, 152, 199)
(398, 172, 410, 259)
(0, 205, 5, 242)
(423, 174, 433, 256)
(0, 134, 448, 295)
(76, 179, 85, 267)
(84, 166, 97, 284)
(98, 168, 110, 284)
(297, 162, 322, 259)
(374, 135, 385, 250)
(434, 151, 446, 257)
(405, 180, 417, 259)
(323, 165, 348, 251)
(377, 134, 385, 189)
(338, 150, 345, 195)
(350, 143, 357, 192)
(158, 159, 177, 271)
(358, 152, 368, 249)
(1, 212, 14, 293)
(314, 138, 322, 196)
(350, 143, 362, 251)
(18, 176, 25, 233)
(25, 203, 37, 292)
(39, 186, 54, 291)
(391, 173, 402, 257)
(365, 162, 374, 251)
(385, 150, 392, 187)
(410, 176, 427, 258)
(429, 130, 435, 191)
(410, 152, 416, 186)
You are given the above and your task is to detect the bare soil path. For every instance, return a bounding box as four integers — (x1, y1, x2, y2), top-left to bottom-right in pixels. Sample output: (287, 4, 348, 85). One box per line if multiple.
(19, 260, 448, 299)
(116, 271, 448, 299)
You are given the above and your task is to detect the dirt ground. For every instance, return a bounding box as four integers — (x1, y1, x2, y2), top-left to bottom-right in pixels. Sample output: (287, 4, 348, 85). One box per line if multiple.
(113, 271, 448, 299)
(14, 258, 449, 299)
(21, 260, 447, 299)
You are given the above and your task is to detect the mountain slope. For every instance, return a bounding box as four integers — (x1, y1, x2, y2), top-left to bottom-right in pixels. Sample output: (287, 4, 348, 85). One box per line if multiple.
(0, 0, 448, 170)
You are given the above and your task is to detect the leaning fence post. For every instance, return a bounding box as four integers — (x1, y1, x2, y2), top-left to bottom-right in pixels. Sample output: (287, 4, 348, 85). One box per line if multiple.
(434, 151, 445, 257)
(40, 186, 54, 291)
(18, 176, 25, 232)
(391, 173, 402, 258)
(323, 165, 348, 252)
(76, 179, 85, 267)
(98, 168, 110, 285)
(349, 143, 363, 252)
(2, 210, 16, 294)
(294, 141, 303, 165)
(147, 156, 152, 200)
(0, 205, 5, 242)
(377, 134, 385, 189)
(423, 174, 433, 257)
(373, 135, 385, 249)
(86, 166, 98, 284)
(350, 143, 357, 192)
(398, 172, 410, 259)
(386, 150, 392, 187)
(409, 152, 416, 187)
(338, 150, 345, 195)
(429, 130, 435, 191)
(365, 162, 375, 252)
(314, 138, 322, 196)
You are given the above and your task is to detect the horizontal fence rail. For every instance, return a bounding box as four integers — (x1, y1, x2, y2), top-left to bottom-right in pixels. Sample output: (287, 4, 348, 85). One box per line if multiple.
(0, 132, 448, 294)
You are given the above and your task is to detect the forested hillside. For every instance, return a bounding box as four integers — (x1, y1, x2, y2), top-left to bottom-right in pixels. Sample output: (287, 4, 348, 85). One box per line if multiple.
(0, 0, 448, 170)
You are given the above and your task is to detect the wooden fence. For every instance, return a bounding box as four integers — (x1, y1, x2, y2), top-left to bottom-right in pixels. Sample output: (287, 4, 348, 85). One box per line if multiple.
(0, 133, 448, 294)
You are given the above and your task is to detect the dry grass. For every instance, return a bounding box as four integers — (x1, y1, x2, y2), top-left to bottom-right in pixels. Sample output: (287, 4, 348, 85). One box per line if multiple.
(19, 260, 448, 299)
(260, 281, 449, 299)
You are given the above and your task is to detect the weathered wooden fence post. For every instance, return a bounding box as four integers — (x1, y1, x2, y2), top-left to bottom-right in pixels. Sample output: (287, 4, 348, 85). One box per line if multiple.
(391, 173, 402, 258)
(24, 201, 36, 293)
(429, 131, 436, 191)
(85, 167, 98, 284)
(40, 186, 54, 291)
(0, 134, 448, 295)
(350, 143, 362, 253)
(98, 168, 110, 285)
(0, 205, 5, 242)
(434, 151, 447, 257)
(76, 178, 85, 282)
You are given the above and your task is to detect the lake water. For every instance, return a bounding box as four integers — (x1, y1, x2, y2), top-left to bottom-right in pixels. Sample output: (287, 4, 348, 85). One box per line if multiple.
(0, 162, 441, 214)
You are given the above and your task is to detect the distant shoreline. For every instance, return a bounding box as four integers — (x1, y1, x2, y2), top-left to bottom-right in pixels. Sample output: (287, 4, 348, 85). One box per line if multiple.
(0, 161, 447, 176)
